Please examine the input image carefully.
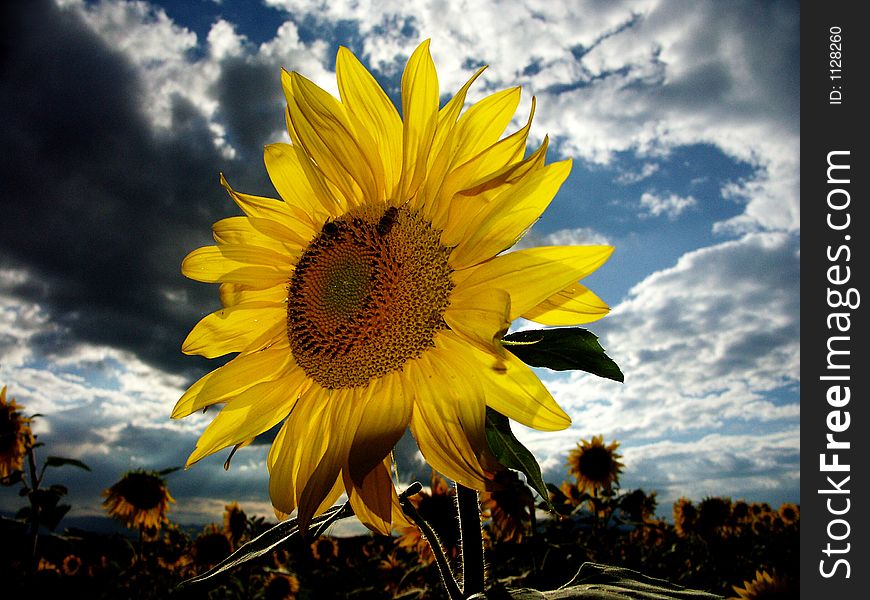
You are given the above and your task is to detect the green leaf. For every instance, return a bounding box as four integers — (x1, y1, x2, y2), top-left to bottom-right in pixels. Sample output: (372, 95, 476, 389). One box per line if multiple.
(157, 466, 182, 477)
(503, 328, 623, 382)
(44, 456, 91, 471)
(485, 408, 553, 511)
(181, 502, 354, 586)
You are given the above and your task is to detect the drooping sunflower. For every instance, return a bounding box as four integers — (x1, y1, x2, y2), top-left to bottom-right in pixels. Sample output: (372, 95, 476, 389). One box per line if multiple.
(174, 40, 613, 535)
(480, 469, 535, 543)
(223, 501, 248, 547)
(697, 496, 732, 537)
(565, 434, 623, 495)
(102, 469, 174, 531)
(0, 385, 34, 479)
(192, 526, 233, 569)
(672, 497, 697, 537)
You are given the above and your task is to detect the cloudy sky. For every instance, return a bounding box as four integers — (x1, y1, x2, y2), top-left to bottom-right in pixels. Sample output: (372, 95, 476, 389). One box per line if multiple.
(1, 0, 799, 526)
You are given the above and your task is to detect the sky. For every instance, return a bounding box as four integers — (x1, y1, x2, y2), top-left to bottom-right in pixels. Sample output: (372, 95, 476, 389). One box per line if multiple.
(0, 0, 799, 527)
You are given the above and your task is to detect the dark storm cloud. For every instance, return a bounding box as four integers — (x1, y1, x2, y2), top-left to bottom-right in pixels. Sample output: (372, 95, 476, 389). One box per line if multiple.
(0, 0, 283, 381)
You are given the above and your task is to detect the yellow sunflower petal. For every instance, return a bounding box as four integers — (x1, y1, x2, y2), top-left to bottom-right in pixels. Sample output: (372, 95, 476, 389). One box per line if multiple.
(284, 70, 380, 204)
(451, 87, 521, 166)
(264, 142, 341, 221)
(417, 65, 486, 219)
(443, 287, 510, 357)
(456, 132, 549, 200)
(522, 282, 610, 326)
(182, 245, 292, 286)
(431, 65, 486, 163)
(172, 348, 294, 419)
(399, 40, 439, 202)
(186, 369, 310, 466)
(221, 174, 316, 246)
(297, 388, 365, 530)
(463, 338, 572, 431)
(439, 97, 536, 204)
(455, 245, 614, 320)
(181, 303, 286, 358)
(441, 133, 548, 247)
(218, 282, 288, 308)
(406, 343, 494, 490)
(448, 159, 573, 269)
(268, 389, 331, 516)
(343, 459, 402, 536)
(348, 373, 411, 486)
(336, 46, 403, 199)
(211, 217, 301, 257)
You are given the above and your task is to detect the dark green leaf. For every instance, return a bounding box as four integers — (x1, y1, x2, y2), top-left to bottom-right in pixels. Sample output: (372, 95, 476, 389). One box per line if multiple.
(44, 456, 91, 471)
(48, 483, 69, 497)
(157, 466, 182, 477)
(503, 328, 623, 382)
(181, 502, 354, 586)
(29, 487, 63, 508)
(485, 408, 553, 511)
(42, 504, 71, 531)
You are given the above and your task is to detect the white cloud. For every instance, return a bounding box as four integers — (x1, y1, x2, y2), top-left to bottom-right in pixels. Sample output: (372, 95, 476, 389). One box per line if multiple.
(617, 162, 660, 184)
(518, 226, 612, 249)
(639, 191, 697, 219)
(620, 429, 800, 508)
(560, 231, 799, 434)
(60, 0, 798, 234)
(261, 0, 799, 233)
(510, 231, 799, 500)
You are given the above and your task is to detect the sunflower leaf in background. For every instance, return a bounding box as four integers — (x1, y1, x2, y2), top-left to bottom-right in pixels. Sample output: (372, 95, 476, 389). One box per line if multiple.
(484, 408, 553, 511)
(43, 456, 91, 471)
(503, 327, 624, 382)
(467, 562, 724, 599)
(181, 501, 354, 587)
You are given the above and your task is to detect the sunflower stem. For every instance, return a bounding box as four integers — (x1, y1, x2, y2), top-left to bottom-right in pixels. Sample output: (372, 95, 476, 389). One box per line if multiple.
(456, 484, 484, 597)
(25, 444, 40, 576)
(399, 492, 463, 600)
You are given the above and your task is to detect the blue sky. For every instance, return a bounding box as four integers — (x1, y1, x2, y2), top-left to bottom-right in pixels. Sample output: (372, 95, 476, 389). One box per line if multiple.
(0, 0, 799, 525)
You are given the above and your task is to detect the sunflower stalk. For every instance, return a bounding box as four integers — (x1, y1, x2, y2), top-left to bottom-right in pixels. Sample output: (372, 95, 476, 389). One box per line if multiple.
(25, 444, 40, 575)
(456, 483, 485, 597)
(399, 489, 463, 600)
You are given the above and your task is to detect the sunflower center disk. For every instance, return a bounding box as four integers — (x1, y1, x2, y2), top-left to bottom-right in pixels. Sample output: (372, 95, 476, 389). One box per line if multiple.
(287, 205, 453, 389)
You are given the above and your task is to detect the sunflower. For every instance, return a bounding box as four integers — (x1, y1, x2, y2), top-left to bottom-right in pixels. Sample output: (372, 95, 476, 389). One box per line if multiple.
(728, 570, 793, 600)
(480, 469, 535, 543)
(0, 385, 34, 479)
(174, 40, 613, 535)
(619, 488, 658, 523)
(311, 536, 339, 561)
(62, 554, 83, 576)
(672, 497, 697, 537)
(265, 572, 301, 600)
(192, 526, 233, 569)
(223, 501, 248, 547)
(777, 502, 799, 526)
(697, 496, 732, 537)
(102, 469, 174, 531)
(565, 434, 623, 495)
